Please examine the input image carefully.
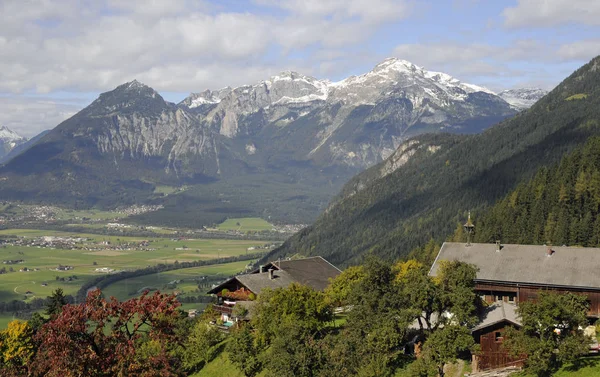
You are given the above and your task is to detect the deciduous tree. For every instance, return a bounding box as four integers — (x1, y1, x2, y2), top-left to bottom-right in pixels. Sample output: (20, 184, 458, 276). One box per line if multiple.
(504, 292, 590, 377)
(29, 289, 184, 377)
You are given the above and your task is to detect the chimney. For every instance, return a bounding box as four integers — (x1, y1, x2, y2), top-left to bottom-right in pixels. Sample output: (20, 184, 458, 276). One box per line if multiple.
(547, 243, 553, 257)
(268, 268, 274, 279)
(495, 240, 501, 252)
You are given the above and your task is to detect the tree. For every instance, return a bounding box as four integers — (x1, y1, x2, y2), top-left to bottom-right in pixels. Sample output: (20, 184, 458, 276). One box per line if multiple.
(324, 265, 366, 307)
(182, 321, 223, 371)
(503, 292, 590, 377)
(409, 325, 475, 377)
(263, 323, 327, 377)
(434, 260, 479, 327)
(251, 283, 332, 347)
(0, 320, 35, 374)
(337, 256, 413, 375)
(45, 288, 67, 317)
(227, 325, 262, 377)
(29, 289, 184, 377)
(400, 259, 479, 334)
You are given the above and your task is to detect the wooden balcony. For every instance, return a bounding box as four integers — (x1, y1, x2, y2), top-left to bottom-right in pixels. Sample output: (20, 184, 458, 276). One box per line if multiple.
(213, 304, 233, 315)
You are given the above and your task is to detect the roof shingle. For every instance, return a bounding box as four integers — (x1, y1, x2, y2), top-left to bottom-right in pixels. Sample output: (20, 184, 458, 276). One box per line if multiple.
(430, 242, 600, 289)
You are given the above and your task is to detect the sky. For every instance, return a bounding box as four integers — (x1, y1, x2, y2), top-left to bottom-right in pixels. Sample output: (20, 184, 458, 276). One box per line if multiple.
(1, 0, 599, 137)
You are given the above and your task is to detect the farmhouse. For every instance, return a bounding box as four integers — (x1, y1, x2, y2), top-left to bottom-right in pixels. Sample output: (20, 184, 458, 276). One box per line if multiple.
(430, 241, 600, 371)
(207, 256, 340, 325)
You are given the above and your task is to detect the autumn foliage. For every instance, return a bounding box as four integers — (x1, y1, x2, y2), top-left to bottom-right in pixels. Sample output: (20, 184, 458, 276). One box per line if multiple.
(27, 289, 184, 377)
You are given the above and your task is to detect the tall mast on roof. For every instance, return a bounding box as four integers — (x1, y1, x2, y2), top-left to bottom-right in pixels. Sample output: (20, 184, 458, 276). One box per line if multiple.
(464, 211, 475, 247)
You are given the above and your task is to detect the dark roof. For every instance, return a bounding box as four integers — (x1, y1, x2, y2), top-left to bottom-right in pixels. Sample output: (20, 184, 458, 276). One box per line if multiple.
(208, 256, 341, 295)
(430, 242, 600, 289)
(271, 256, 341, 291)
(472, 302, 521, 332)
(236, 270, 296, 294)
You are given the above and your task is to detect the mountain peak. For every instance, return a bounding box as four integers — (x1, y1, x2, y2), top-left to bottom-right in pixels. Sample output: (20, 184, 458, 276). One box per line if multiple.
(0, 126, 25, 141)
(114, 80, 157, 95)
(84, 80, 168, 116)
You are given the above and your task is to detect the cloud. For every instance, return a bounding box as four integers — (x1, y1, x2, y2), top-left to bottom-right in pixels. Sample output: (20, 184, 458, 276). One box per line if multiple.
(0, 0, 410, 96)
(391, 39, 589, 91)
(557, 39, 600, 60)
(0, 96, 81, 137)
(503, 0, 600, 28)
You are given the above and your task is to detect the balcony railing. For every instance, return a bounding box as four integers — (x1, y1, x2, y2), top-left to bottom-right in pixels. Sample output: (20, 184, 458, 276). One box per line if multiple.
(213, 304, 233, 315)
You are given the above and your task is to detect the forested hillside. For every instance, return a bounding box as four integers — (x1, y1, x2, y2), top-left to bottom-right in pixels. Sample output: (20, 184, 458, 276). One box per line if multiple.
(268, 56, 600, 266)
(475, 136, 600, 246)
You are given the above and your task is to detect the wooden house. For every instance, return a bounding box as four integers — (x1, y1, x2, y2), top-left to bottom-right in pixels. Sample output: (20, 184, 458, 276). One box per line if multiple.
(430, 241, 600, 371)
(207, 256, 340, 324)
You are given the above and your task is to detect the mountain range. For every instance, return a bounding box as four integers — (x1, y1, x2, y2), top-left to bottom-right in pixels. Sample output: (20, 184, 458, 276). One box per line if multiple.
(265, 55, 600, 266)
(0, 58, 546, 226)
(0, 126, 27, 162)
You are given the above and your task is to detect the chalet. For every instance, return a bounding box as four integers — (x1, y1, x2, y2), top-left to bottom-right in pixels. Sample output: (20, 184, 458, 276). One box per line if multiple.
(430, 241, 600, 371)
(207, 256, 340, 325)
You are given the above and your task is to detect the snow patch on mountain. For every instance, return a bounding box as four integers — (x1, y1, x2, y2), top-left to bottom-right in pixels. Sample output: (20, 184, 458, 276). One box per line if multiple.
(0, 126, 25, 142)
(498, 88, 548, 110)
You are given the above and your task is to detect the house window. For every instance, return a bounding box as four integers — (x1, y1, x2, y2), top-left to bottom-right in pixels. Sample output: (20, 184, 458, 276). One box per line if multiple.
(508, 295, 515, 302)
(495, 332, 503, 342)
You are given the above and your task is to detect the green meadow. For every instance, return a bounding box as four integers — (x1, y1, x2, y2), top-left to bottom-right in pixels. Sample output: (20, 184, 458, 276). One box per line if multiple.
(217, 217, 274, 232)
(0, 229, 268, 303)
(101, 260, 253, 301)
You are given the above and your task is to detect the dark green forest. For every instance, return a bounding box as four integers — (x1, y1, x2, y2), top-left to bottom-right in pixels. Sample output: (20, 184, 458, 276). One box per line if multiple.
(475, 136, 600, 246)
(268, 56, 600, 267)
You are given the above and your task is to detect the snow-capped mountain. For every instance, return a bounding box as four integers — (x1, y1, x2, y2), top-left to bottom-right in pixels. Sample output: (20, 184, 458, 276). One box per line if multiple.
(498, 88, 548, 110)
(179, 58, 515, 166)
(0, 58, 521, 222)
(0, 126, 27, 160)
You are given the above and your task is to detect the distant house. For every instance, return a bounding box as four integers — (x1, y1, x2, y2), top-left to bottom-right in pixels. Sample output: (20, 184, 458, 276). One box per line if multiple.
(430, 242, 600, 371)
(207, 256, 341, 324)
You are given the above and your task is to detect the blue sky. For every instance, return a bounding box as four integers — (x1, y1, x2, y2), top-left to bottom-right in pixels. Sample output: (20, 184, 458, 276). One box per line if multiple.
(1, 0, 599, 137)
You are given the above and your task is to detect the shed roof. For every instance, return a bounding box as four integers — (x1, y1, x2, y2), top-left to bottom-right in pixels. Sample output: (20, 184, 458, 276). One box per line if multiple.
(430, 242, 600, 289)
(472, 302, 521, 332)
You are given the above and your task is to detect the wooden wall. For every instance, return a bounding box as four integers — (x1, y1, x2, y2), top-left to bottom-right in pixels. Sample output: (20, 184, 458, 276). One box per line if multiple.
(475, 281, 600, 317)
(473, 322, 525, 372)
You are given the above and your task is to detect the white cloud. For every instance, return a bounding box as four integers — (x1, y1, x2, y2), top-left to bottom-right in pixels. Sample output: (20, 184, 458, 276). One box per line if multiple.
(503, 0, 600, 28)
(557, 39, 600, 60)
(0, 97, 81, 137)
(391, 39, 592, 91)
(0, 0, 410, 97)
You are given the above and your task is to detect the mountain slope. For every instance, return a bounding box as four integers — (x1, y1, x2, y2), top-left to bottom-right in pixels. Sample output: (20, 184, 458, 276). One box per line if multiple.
(181, 58, 517, 169)
(0, 126, 27, 161)
(266, 56, 600, 266)
(474, 136, 600, 246)
(0, 129, 50, 164)
(0, 59, 525, 225)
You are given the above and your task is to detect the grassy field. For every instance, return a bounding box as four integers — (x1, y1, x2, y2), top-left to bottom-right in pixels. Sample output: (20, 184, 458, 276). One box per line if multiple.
(217, 218, 273, 232)
(515, 356, 600, 377)
(0, 313, 18, 329)
(153, 185, 185, 196)
(101, 260, 253, 301)
(0, 229, 268, 302)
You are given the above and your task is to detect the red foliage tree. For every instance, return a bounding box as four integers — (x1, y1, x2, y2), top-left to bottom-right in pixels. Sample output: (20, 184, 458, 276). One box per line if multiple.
(28, 289, 184, 377)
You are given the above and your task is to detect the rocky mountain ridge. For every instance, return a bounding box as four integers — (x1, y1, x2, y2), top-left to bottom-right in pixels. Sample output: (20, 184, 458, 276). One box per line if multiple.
(0, 126, 27, 161)
(0, 58, 548, 224)
(498, 88, 549, 110)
